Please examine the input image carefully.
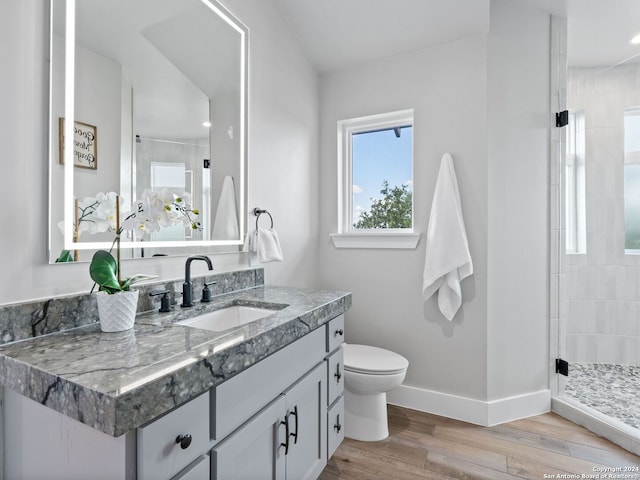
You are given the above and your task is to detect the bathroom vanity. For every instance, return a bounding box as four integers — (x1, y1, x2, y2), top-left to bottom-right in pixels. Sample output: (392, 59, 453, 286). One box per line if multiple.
(0, 282, 350, 479)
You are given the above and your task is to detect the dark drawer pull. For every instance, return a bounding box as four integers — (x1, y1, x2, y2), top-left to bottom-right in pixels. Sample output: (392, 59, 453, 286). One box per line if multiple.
(334, 363, 342, 382)
(334, 329, 344, 337)
(334, 414, 342, 433)
(280, 417, 290, 455)
(289, 406, 299, 445)
(175, 434, 192, 450)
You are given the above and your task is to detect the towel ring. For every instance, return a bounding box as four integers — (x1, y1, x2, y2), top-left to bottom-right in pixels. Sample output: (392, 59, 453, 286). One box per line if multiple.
(253, 207, 274, 229)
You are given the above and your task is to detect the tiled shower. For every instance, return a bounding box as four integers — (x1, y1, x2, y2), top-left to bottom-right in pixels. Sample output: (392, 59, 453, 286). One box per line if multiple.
(565, 64, 640, 367)
(560, 62, 640, 435)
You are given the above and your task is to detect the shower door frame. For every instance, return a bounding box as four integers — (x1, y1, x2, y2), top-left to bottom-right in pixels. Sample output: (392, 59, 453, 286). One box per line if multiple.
(548, 15, 640, 456)
(549, 14, 567, 402)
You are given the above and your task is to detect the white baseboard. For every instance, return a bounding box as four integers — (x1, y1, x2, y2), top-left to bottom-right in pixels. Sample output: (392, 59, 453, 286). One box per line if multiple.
(387, 384, 551, 426)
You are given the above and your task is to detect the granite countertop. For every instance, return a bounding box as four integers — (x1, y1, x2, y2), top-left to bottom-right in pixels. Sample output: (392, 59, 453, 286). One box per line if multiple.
(0, 285, 351, 437)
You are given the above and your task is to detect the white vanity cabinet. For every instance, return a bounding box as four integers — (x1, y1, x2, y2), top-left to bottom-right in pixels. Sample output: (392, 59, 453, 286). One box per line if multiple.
(2, 314, 346, 480)
(209, 314, 345, 480)
(212, 362, 327, 480)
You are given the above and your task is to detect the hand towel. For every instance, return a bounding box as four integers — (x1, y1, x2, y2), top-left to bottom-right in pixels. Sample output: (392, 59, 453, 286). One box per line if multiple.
(250, 228, 284, 263)
(422, 153, 473, 321)
(212, 176, 240, 240)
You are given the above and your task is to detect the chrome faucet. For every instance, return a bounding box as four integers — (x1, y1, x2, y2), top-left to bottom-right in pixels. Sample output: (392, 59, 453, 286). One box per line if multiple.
(181, 255, 213, 307)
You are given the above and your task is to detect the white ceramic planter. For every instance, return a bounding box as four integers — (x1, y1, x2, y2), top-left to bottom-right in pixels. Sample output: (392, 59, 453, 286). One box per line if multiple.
(96, 290, 139, 333)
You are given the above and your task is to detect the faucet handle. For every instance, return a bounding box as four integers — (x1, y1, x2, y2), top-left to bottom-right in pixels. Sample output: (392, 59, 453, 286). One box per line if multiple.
(201, 281, 218, 303)
(149, 290, 171, 313)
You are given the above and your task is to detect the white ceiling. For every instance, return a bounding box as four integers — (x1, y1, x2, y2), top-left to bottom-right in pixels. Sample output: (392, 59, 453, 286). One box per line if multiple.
(272, 0, 491, 73)
(272, 0, 640, 72)
(567, 0, 640, 67)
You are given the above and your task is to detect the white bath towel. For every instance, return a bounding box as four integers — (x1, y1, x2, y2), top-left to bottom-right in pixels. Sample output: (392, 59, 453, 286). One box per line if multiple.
(212, 176, 240, 240)
(250, 228, 284, 263)
(422, 153, 473, 321)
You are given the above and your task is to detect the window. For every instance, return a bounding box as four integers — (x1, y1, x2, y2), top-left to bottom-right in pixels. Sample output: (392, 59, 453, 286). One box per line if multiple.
(332, 109, 419, 249)
(150, 162, 191, 241)
(565, 110, 586, 253)
(624, 108, 640, 252)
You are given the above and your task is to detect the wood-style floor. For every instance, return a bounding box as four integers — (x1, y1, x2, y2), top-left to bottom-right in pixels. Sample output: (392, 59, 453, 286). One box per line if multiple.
(319, 405, 640, 480)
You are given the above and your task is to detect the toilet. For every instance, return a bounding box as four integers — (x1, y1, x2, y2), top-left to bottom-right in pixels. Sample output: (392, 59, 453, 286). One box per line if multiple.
(343, 344, 409, 442)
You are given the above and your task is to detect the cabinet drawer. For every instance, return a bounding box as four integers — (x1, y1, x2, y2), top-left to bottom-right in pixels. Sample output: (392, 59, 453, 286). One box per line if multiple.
(326, 346, 344, 406)
(138, 392, 209, 480)
(212, 326, 325, 442)
(172, 456, 210, 480)
(327, 396, 344, 459)
(326, 315, 345, 353)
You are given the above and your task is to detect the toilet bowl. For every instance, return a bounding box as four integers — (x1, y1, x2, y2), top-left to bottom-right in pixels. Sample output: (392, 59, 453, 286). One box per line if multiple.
(343, 344, 409, 442)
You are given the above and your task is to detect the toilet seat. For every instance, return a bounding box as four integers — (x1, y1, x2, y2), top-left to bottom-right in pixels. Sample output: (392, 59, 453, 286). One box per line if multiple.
(343, 344, 408, 376)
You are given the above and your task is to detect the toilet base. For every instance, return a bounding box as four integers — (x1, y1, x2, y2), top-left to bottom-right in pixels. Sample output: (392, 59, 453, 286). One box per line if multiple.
(344, 389, 389, 442)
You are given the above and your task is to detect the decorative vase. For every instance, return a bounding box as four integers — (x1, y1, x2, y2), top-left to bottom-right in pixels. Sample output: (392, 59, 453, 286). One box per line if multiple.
(96, 290, 139, 333)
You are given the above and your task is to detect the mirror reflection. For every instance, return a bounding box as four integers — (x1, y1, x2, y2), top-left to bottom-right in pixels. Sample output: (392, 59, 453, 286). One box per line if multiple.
(49, 0, 247, 263)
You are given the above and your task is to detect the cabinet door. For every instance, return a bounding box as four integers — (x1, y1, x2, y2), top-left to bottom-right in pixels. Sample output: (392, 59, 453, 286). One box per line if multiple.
(172, 456, 209, 480)
(212, 395, 286, 480)
(284, 363, 327, 480)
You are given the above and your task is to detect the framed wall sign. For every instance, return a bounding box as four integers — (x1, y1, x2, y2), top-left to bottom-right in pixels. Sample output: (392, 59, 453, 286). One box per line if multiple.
(59, 118, 98, 170)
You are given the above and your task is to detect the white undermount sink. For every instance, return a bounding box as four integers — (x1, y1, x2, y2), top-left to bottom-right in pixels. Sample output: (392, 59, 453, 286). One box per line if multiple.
(177, 305, 277, 332)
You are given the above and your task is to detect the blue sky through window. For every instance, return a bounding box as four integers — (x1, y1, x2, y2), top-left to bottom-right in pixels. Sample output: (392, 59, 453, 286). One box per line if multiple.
(351, 126, 413, 224)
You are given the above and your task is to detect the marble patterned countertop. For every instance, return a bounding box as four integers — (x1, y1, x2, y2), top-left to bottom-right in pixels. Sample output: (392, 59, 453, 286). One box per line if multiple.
(0, 285, 351, 437)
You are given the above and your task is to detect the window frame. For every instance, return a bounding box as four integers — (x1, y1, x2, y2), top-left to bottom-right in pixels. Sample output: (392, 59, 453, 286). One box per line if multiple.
(624, 107, 640, 254)
(332, 109, 420, 249)
(565, 110, 586, 254)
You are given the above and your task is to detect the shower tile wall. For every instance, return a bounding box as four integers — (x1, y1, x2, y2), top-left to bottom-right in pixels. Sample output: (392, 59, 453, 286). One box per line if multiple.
(566, 65, 640, 366)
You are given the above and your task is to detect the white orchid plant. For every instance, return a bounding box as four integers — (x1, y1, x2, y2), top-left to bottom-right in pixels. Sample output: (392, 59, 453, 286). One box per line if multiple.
(53, 188, 201, 292)
(81, 189, 201, 295)
(59, 189, 200, 239)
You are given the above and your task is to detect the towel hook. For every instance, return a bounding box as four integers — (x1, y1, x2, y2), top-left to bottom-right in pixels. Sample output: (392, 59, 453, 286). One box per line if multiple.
(253, 207, 274, 229)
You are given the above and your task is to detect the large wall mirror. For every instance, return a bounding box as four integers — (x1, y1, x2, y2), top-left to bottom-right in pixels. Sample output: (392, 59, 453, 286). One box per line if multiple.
(48, 0, 248, 263)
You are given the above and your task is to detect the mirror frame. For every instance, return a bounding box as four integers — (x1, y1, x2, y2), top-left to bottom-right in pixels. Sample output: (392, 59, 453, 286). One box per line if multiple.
(54, 0, 248, 256)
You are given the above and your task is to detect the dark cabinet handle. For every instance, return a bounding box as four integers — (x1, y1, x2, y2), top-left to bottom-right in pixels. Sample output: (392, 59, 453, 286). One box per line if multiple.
(175, 434, 192, 450)
(334, 329, 344, 337)
(334, 363, 342, 382)
(280, 417, 290, 455)
(334, 414, 342, 433)
(288, 406, 299, 445)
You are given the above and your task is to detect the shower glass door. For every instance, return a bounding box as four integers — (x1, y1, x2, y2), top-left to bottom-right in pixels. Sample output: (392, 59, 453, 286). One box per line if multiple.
(558, 47, 640, 434)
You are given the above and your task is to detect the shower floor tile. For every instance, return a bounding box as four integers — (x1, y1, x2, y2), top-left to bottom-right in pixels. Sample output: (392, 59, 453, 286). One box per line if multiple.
(563, 363, 640, 430)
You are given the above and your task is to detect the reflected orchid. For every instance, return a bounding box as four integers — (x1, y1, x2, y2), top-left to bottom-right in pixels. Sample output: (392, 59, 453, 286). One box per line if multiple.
(120, 188, 201, 240)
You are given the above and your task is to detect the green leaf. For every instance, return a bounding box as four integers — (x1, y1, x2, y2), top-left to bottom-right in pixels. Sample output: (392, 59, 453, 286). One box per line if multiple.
(121, 274, 157, 291)
(56, 250, 74, 263)
(89, 250, 122, 292)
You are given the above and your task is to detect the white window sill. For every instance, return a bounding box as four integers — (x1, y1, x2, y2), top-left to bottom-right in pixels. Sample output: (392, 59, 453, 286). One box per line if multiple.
(329, 232, 421, 249)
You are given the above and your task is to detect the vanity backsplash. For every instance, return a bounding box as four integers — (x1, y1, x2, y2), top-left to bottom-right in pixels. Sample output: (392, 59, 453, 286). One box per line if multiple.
(0, 267, 264, 345)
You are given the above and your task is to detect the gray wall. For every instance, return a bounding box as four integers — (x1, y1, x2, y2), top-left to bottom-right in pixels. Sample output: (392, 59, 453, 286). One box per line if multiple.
(486, 0, 550, 401)
(2, 0, 553, 424)
(318, 0, 550, 417)
(0, 0, 319, 304)
(318, 34, 490, 401)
